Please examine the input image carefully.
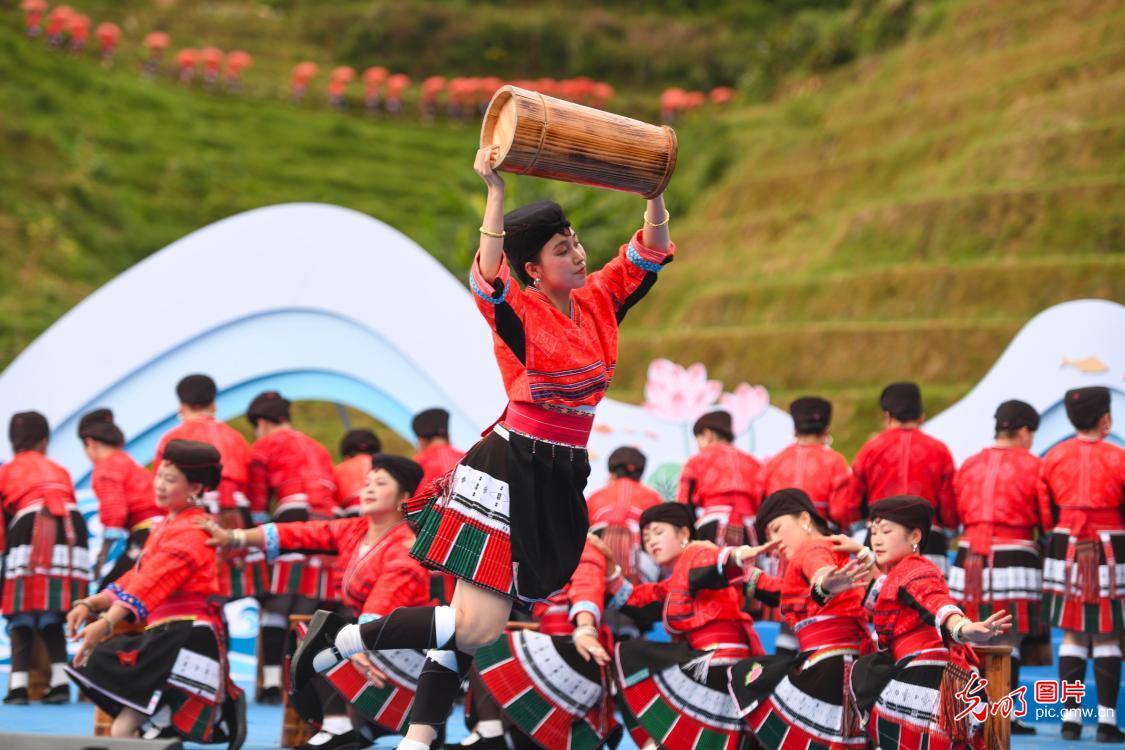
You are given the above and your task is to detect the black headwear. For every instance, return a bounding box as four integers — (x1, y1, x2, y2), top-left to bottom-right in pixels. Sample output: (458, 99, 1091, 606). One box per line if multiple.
(161, 439, 222, 491)
(246, 391, 291, 426)
(994, 400, 1040, 433)
(78, 408, 124, 447)
(369, 454, 425, 497)
(176, 374, 217, 407)
(608, 446, 647, 477)
(639, 502, 696, 539)
(868, 495, 933, 549)
(340, 429, 381, 458)
(412, 408, 450, 439)
(789, 396, 832, 435)
(880, 382, 923, 422)
(502, 201, 572, 285)
(693, 410, 734, 441)
(1065, 387, 1111, 431)
(9, 411, 49, 453)
(755, 488, 829, 544)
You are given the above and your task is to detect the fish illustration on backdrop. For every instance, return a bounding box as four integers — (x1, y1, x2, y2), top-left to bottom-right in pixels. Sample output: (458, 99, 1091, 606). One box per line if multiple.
(1061, 355, 1109, 374)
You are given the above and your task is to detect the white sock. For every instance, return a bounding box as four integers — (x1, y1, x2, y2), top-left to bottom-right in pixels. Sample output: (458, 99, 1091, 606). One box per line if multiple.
(1094, 643, 1122, 659)
(50, 663, 68, 687)
(321, 715, 352, 734)
(478, 719, 503, 738)
(426, 648, 458, 672)
(1062, 707, 1082, 724)
(335, 623, 365, 658)
(460, 731, 482, 746)
(398, 739, 432, 750)
(9, 672, 28, 690)
(262, 665, 282, 689)
(434, 605, 458, 648)
(307, 730, 339, 745)
(1100, 706, 1117, 725)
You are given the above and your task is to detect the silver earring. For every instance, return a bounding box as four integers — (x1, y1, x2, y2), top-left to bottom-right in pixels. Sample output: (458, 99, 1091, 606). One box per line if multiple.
(803, 524, 812, 533)
(532, 277, 541, 287)
(680, 539, 688, 549)
(911, 543, 919, 553)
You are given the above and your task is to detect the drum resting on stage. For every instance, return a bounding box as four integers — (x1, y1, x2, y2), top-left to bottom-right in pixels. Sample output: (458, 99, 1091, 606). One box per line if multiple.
(481, 85, 678, 198)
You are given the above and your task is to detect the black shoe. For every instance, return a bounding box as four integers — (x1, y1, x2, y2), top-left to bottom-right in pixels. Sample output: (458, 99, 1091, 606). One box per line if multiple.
(1062, 721, 1082, 740)
(1011, 718, 1037, 735)
(226, 689, 247, 750)
(40, 684, 69, 704)
(3, 687, 29, 705)
(258, 685, 283, 705)
(298, 729, 363, 750)
(290, 610, 348, 693)
(1098, 724, 1125, 743)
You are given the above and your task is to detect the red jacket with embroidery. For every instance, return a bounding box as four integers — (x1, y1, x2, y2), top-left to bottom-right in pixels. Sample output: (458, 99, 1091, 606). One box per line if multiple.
(91, 450, 162, 531)
(248, 427, 337, 518)
(535, 537, 619, 635)
(849, 428, 956, 530)
(469, 230, 674, 409)
(154, 416, 251, 511)
(268, 517, 429, 615)
(0, 451, 76, 519)
(677, 443, 762, 530)
(334, 454, 371, 516)
(776, 537, 866, 627)
(1038, 437, 1125, 540)
(761, 443, 853, 528)
(625, 543, 763, 655)
(866, 554, 964, 661)
(955, 446, 1043, 552)
(586, 476, 662, 582)
(107, 505, 218, 622)
(413, 443, 465, 496)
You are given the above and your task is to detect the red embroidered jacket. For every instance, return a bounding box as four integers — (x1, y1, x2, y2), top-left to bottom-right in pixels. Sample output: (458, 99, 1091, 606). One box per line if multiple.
(0, 450, 77, 518)
(624, 543, 764, 656)
(265, 517, 429, 615)
(955, 446, 1043, 552)
(413, 443, 465, 497)
(248, 427, 337, 518)
(107, 505, 218, 623)
(334, 454, 371, 516)
(154, 415, 251, 511)
(469, 229, 674, 409)
(760, 443, 853, 529)
(866, 554, 964, 661)
(677, 443, 762, 533)
(1038, 437, 1125, 540)
(586, 476, 662, 582)
(535, 537, 625, 635)
(91, 450, 162, 532)
(848, 428, 956, 530)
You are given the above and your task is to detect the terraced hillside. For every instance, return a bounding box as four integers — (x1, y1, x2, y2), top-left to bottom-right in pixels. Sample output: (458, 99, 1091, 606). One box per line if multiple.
(613, 0, 1125, 454)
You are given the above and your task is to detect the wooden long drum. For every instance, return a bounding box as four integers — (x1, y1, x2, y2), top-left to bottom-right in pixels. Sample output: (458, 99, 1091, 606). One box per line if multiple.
(481, 85, 677, 199)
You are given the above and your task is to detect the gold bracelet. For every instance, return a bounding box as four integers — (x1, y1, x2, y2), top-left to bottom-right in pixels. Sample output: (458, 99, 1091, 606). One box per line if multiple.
(643, 210, 670, 228)
(479, 226, 506, 238)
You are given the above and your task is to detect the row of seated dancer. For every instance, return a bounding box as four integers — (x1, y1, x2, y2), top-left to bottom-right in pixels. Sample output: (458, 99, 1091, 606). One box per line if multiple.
(3, 374, 1122, 749)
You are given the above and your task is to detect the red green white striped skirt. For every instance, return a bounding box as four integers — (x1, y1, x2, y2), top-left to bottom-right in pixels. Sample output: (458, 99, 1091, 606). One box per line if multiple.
(2, 504, 90, 615)
(948, 540, 1043, 635)
(1042, 529, 1125, 634)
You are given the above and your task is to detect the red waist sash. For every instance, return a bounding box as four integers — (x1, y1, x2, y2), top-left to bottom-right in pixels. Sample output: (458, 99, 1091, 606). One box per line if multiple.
(891, 625, 946, 662)
(500, 401, 594, 448)
(795, 616, 869, 652)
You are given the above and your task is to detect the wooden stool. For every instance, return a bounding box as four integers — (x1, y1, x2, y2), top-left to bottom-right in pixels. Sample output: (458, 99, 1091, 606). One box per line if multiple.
(975, 644, 1012, 750)
(281, 614, 317, 748)
(91, 619, 147, 736)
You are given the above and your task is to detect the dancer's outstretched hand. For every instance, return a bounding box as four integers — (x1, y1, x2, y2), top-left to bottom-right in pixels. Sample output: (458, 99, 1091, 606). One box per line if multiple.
(818, 560, 871, 595)
(350, 652, 387, 689)
(72, 617, 112, 668)
(574, 630, 611, 667)
(959, 611, 1013, 644)
(827, 534, 864, 554)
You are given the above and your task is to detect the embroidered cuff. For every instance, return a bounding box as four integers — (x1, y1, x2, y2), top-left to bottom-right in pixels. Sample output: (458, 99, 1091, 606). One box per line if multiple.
(262, 523, 281, 562)
(863, 575, 886, 612)
(107, 583, 149, 622)
(936, 604, 964, 627)
(102, 526, 128, 541)
(358, 613, 382, 625)
(470, 254, 511, 304)
(627, 243, 665, 273)
(607, 579, 634, 611)
(745, 567, 763, 600)
(568, 601, 602, 627)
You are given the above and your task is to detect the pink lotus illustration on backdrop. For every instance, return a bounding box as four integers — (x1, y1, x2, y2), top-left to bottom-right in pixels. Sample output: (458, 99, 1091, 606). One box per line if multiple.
(642, 359, 723, 422)
(720, 383, 771, 435)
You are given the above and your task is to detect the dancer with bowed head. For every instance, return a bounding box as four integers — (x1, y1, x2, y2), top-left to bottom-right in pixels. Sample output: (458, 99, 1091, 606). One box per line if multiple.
(842, 496, 1012, 750)
(65, 440, 246, 748)
(728, 488, 875, 750)
(292, 142, 675, 750)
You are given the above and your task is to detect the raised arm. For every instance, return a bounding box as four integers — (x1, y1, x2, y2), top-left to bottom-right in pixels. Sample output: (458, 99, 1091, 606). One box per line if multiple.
(642, 194, 669, 253)
(474, 145, 506, 281)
